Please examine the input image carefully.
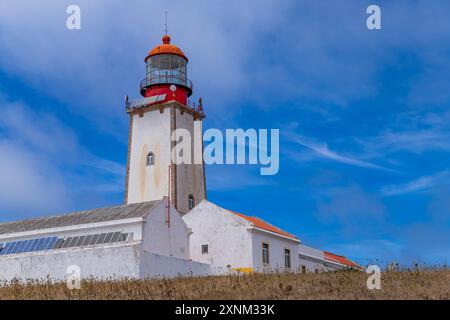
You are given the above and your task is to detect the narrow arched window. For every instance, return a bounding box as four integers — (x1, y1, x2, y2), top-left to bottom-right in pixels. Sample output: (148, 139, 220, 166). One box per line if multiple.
(146, 152, 155, 166)
(188, 194, 195, 210)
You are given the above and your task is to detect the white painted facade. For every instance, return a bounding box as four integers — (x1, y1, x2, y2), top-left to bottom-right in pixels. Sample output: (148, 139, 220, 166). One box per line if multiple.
(141, 197, 190, 259)
(182, 201, 301, 273)
(126, 104, 206, 214)
(182, 201, 253, 270)
(298, 244, 329, 272)
(0, 198, 215, 282)
(251, 230, 300, 272)
(127, 108, 171, 205)
(0, 242, 142, 282)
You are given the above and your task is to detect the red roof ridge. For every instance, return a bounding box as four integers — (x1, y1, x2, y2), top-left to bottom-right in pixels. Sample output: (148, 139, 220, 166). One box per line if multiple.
(324, 251, 362, 269)
(230, 210, 299, 240)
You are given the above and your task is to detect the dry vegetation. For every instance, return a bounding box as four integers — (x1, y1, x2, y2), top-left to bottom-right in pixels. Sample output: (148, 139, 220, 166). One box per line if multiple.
(0, 269, 448, 300)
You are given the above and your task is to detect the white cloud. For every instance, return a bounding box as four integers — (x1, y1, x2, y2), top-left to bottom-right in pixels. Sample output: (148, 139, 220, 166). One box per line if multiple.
(0, 140, 70, 216)
(373, 130, 450, 154)
(0, 96, 125, 218)
(381, 171, 450, 196)
(286, 132, 391, 171)
(0, 0, 448, 128)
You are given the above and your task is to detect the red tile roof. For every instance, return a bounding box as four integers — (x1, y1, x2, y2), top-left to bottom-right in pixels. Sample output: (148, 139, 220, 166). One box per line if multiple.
(324, 251, 362, 269)
(231, 211, 299, 240)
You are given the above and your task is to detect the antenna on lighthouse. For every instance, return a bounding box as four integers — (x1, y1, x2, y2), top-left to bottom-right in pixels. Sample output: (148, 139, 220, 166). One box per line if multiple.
(164, 11, 168, 35)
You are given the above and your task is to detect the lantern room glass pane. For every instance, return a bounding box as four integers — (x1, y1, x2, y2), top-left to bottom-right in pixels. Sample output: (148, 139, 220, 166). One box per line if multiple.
(146, 54, 187, 87)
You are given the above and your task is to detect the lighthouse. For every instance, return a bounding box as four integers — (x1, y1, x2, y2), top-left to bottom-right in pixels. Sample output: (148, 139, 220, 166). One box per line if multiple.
(124, 35, 207, 213)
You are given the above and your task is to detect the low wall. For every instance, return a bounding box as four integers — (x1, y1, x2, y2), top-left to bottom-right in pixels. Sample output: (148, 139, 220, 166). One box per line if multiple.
(0, 242, 141, 283)
(140, 251, 214, 279)
(0, 243, 231, 283)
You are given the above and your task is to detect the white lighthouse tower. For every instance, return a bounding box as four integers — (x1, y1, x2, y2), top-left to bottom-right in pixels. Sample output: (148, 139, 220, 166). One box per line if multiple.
(124, 34, 207, 213)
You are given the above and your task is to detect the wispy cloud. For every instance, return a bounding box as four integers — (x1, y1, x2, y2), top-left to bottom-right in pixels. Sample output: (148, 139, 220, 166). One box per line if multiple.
(381, 171, 450, 196)
(286, 133, 392, 171)
(373, 130, 450, 154)
(0, 96, 125, 218)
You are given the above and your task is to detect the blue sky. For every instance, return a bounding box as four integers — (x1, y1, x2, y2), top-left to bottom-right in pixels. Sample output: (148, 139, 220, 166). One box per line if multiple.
(0, 0, 449, 266)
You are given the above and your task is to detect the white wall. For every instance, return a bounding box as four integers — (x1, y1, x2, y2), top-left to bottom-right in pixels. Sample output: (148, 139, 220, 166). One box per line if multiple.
(251, 230, 300, 272)
(298, 244, 327, 272)
(141, 198, 190, 259)
(140, 251, 211, 279)
(0, 242, 141, 282)
(127, 109, 171, 204)
(127, 105, 206, 212)
(174, 108, 206, 213)
(182, 201, 254, 270)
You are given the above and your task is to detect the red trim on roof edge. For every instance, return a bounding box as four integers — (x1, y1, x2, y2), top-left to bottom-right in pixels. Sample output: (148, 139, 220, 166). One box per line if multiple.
(231, 211, 299, 240)
(324, 251, 362, 269)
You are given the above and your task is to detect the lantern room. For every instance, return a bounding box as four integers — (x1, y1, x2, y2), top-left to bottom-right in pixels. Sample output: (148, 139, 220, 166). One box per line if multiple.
(140, 35, 192, 105)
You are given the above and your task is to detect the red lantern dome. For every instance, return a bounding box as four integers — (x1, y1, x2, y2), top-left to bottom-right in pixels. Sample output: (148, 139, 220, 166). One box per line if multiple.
(140, 35, 192, 104)
(145, 35, 188, 62)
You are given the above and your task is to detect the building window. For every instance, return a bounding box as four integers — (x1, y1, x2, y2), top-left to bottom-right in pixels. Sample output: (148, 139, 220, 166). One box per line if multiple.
(262, 243, 270, 264)
(202, 244, 208, 254)
(146, 152, 155, 166)
(284, 249, 291, 269)
(188, 194, 195, 210)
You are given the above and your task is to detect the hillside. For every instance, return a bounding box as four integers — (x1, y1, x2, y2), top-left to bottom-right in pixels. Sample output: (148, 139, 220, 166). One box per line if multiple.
(0, 269, 448, 300)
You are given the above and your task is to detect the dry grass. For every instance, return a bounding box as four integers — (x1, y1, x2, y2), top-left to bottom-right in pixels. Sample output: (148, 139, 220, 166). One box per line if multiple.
(0, 269, 448, 300)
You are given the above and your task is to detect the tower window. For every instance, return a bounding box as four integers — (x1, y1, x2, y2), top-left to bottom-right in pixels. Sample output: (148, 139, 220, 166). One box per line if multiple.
(202, 244, 209, 254)
(188, 194, 195, 210)
(262, 243, 270, 264)
(146, 152, 155, 166)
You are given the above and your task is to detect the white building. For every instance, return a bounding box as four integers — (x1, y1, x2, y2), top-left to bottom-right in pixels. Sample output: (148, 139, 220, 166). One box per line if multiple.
(183, 201, 301, 273)
(0, 198, 213, 281)
(0, 35, 361, 282)
(298, 244, 363, 273)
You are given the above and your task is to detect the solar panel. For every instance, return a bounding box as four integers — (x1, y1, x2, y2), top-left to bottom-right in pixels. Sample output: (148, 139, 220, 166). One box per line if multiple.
(122, 233, 132, 241)
(46, 237, 58, 250)
(28, 239, 38, 251)
(60, 237, 72, 249)
(127, 94, 167, 109)
(75, 236, 85, 247)
(83, 235, 93, 246)
(0, 243, 8, 255)
(0, 232, 135, 256)
(15, 241, 26, 253)
(0, 242, 12, 255)
(68, 237, 79, 248)
(53, 238, 64, 249)
(104, 232, 114, 244)
(34, 238, 46, 251)
(89, 234, 100, 245)
(111, 232, 121, 243)
(97, 233, 107, 244)
(23, 240, 34, 252)
(40, 237, 51, 250)
(31, 238, 41, 251)
(7, 242, 19, 254)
